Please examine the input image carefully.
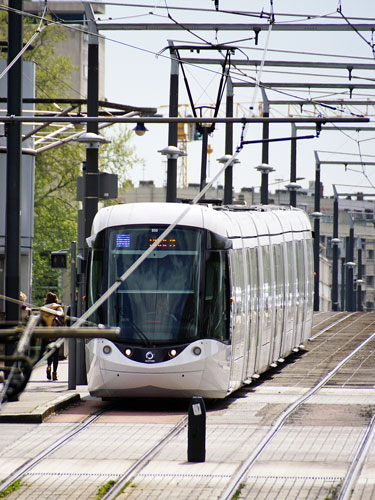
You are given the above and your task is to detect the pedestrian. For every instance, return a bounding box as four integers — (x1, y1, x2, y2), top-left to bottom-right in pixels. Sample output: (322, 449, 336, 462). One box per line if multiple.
(20, 291, 31, 324)
(40, 292, 65, 381)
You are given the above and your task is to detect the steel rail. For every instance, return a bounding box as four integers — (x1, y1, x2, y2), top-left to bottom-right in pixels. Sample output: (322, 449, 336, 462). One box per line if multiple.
(309, 312, 356, 340)
(0, 406, 111, 494)
(220, 329, 375, 500)
(101, 416, 188, 500)
(338, 413, 375, 500)
(0, 406, 186, 499)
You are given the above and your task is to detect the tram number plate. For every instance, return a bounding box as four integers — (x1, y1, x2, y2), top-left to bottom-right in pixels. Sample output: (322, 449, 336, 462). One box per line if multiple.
(192, 403, 202, 416)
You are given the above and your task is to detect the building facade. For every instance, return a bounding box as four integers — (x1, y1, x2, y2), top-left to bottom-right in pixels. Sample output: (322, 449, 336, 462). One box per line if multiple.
(120, 181, 375, 312)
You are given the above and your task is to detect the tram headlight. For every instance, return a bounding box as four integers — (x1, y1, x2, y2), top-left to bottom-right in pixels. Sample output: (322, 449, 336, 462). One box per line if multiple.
(168, 348, 178, 358)
(124, 348, 133, 358)
(103, 345, 112, 355)
(192, 346, 201, 356)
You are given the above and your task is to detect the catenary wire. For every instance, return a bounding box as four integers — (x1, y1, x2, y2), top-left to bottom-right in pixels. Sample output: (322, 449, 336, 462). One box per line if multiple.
(33, 6, 274, 369)
(0, 4, 371, 121)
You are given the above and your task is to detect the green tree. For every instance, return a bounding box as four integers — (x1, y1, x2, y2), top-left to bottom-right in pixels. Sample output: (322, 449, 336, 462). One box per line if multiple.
(1, 12, 142, 302)
(32, 143, 84, 303)
(100, 125, 145, 194)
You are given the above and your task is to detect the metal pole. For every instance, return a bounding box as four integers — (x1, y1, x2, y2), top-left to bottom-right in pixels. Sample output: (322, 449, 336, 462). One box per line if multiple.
(313, 155, 321, 311)
(290, 123, 297, 207)
(261, 88, 269, 205)
(166, 42, 179, 202)
(260, 172, 269, 204)
(68, 241, 77, 390)
(199, 128, 209, 198)
(341, 257, 346, 310)
(224, 76, 233, 205)
(5, 0, 23, 333)
(78, 4, 100, 385)
(357, 238, 363, 312)
(332, 188, 339, 311)
(346, 222, 355, 312)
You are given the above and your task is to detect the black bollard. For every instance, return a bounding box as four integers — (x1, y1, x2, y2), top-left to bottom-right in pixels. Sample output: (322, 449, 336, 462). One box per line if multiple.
(187, 396, 206, 462)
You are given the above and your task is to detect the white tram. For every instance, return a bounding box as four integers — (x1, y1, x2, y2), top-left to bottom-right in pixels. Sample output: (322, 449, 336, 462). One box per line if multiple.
(85, 202, 313, 399)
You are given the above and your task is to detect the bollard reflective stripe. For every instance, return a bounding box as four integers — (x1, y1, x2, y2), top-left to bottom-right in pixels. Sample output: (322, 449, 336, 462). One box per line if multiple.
(187, 396, 206, 463)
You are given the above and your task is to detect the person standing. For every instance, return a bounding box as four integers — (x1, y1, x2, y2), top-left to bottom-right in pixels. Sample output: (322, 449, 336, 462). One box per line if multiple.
(20, 291, 31, 323)
(40, 292, 65, 381)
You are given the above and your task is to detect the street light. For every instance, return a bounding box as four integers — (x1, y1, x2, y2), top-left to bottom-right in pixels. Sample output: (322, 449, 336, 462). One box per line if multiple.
(133, 123, 148, 136)
(217, 155, 240, 204)
(255, 163, 275, 205)
(158, 145, 186, 202)
(285, 182, 302, 192)
(74, 131, 110, 148)
(158, 145, 186, 159)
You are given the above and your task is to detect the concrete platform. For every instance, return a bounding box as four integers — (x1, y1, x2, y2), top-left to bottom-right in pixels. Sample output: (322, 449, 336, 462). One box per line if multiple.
(0, 360, 88, 423)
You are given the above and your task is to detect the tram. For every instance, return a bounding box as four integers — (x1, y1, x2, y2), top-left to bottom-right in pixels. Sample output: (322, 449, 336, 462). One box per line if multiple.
(85, 202, 313, 399)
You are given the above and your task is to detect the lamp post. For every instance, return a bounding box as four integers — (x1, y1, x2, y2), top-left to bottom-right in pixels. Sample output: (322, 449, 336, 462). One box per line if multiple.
(331, 185, 340, 311)
(224, 76, 233, 204)
(356, 236, 363, 312)
(5, 0, 23, 329)
(356, 236, 364, 311)
(217, 154, 240, 204)
(166, 41, 179, 203)
(159, 145, 186, 200)
(341, 256, 346, 310)
(290, 123, 298, 207)
(285, 182, 302, 203)
(74, 132, 110, 385)
(345, 259, 356, 312)
(256, 163, 275, 205)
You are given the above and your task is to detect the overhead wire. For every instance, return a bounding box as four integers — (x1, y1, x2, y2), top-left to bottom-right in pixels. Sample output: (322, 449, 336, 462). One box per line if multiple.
(337, 7, 375, 59)
(0, 3, 48, 82)
(33, 8, 276, 372)
(2, 3, 375, 394)
(1, 3, 371, 121)
(85, 2, 375, 23)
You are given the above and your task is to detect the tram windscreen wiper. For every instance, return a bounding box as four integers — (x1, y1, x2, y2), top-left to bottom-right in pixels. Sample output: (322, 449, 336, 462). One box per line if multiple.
(123, 317, 152, 347)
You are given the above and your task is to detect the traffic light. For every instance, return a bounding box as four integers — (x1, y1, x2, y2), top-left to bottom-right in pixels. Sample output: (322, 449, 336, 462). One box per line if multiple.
(51, 251, 67, 269)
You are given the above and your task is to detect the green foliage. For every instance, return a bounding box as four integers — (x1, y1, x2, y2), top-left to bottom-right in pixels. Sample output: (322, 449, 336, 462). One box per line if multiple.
(100, 125, 144, 193)
(323, 483, 341, 500)
(94, 479, 116, 500)
(0, 479, 22, 498)
(0, 11, 76, 100)
(231, 482, 245, 500)
(32, 143, 83, 303)
(0, 12, 142, 304)
(119, 481, 137, 494)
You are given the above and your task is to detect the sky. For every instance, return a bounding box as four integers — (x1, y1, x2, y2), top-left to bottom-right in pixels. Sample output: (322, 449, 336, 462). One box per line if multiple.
(97, 0, 375, 198)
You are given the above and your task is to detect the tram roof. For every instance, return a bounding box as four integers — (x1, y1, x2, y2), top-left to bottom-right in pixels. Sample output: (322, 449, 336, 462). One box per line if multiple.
(89, 202, 310, 243)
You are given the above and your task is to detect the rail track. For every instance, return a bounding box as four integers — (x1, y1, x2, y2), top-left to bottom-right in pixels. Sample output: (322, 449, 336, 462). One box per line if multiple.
(1, 313, 375, 499)
(221, 313, 375, 500)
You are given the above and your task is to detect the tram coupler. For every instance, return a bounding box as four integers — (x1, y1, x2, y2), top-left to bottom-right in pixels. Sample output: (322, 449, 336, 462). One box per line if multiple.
(187, 396, 206, 463)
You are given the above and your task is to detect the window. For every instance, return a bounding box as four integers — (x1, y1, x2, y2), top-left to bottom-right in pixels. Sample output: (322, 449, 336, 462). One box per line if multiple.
(366, 276, 374, 287)
(203, 251, 229, 341)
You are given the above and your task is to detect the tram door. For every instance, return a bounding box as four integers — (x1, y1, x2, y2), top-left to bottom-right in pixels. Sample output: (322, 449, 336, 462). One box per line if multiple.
(245, 245, 259, 379)
(228, 248, 246, 389)
(281, 240, 296, 357)
(256, 243, 273, 373)
(270, 242, 285, 364)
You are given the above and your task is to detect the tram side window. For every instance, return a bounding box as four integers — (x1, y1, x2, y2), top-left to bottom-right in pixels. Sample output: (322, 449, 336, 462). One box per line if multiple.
(296, 240, 305, 302)
(203, 251, 229, 341)
(262, 245, 271, 310)
(273, 244, 285, 306)
(88, 239, 105, 325)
